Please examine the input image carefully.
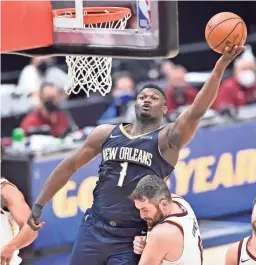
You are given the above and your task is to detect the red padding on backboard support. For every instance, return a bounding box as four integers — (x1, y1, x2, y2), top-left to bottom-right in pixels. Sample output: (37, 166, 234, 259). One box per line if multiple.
(1, 1, 54, 53)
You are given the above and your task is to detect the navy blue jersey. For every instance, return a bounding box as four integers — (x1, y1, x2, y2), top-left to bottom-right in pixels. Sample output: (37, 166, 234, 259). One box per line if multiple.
(91, 123, 174, 228)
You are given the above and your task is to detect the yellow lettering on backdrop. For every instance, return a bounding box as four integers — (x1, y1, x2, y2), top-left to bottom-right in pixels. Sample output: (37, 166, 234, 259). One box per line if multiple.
(193, 156, 215, 193)
(52, 149, 256, 218)
(174, 148, 195, 196)
(52, 176, 98, 218)
(246, 150, 256, 183)
(52, 181, 78, 218)
(211, 153, 234, 190)
(235, 149, 256, 185)
(78, 176, 98, 212)
(175, 164, 196, 195)
(174, 148, 256, 197)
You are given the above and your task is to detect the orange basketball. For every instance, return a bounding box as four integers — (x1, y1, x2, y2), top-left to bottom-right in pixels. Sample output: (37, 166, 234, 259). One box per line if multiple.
(205, 12, 247, 54)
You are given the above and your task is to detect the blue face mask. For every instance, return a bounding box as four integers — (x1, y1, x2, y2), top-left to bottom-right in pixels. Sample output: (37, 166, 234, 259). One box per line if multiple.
(115, 92, 135, 105)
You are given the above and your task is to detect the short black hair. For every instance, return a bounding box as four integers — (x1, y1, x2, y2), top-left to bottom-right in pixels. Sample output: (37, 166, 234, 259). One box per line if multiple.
(131, 175, 172, 204)
(139, 84, 166, 101)
(253, 198, 256, 207)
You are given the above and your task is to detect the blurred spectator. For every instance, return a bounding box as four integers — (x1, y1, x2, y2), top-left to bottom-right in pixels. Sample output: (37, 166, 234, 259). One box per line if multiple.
(214, 46, 256, 112)
(165, 65, 198, 114)
(98, 72, 135, 123)
(20, 83, 70, 138)
(161, 60, 175, 77)
(17, 56, 68, 95)
(112, 59, 167, 84)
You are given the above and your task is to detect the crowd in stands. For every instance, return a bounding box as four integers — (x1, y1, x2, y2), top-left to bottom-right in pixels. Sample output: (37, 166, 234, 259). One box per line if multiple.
(1, 45, 256, 142)
(20, 83, 70, 138)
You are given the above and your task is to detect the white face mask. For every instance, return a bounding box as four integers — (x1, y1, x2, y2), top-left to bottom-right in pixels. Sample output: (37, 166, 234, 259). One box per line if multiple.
(237, 70, 256, 88)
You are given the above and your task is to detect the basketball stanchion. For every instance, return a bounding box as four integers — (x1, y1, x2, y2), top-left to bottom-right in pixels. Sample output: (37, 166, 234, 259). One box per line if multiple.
(1, 1, 179, 96)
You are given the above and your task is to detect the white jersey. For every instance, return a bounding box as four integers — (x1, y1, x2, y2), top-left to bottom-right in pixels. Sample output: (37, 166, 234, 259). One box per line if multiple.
(0, 178, 22, 265)
(147, 196, 203, 265)
(238, 236, 256, 265)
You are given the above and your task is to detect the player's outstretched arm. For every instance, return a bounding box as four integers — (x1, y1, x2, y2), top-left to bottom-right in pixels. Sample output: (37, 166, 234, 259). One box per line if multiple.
(166, 45, 245, 149)
(27, 124, 115, 231)
(138, 223, 183, 265)
(1, 184, 38, 265)
(225, 242, 240, 265)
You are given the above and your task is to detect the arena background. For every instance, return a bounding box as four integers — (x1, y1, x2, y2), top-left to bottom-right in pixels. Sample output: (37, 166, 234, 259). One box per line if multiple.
(1, 1, 256, 265)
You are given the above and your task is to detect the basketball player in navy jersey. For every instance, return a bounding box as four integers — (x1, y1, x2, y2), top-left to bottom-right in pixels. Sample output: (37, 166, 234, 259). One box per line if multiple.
(27, 46, 244, 265)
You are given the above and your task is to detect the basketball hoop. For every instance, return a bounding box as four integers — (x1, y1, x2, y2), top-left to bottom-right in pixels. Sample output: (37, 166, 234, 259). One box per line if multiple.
(53, 7, 131, 96)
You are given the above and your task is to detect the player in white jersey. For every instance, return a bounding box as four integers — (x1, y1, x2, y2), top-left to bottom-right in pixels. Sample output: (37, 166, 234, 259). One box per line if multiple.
(131, 175, 203, 265)
(225, 198, 256, 265)
(0, 176, 39, 265)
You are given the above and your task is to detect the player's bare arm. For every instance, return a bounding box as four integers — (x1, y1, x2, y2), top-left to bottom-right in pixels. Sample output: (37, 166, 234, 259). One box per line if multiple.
(160, 45, 245, 165)
(27, 124, 115, 230)
(1, 224, 39, 265)
(138, 222, 183, 265)
(1, 184, 38, 265)
(225, 242, 240, 265)
(2, 184, 32, 227)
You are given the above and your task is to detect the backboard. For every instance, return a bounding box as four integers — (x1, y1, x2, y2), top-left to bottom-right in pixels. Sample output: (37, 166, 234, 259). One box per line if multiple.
(1, 0, 179, 59)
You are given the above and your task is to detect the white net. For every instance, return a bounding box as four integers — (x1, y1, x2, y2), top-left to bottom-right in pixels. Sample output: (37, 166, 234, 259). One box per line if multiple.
(63, 9, 131, 96)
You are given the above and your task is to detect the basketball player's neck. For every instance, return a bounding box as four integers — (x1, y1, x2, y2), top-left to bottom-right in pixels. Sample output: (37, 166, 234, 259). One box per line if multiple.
(130, 119, 162, 136)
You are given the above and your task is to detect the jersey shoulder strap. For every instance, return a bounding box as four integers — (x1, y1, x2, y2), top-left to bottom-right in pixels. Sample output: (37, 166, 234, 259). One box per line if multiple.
(237, 238, 244, 265)
(0, 178, 9, 214)
(0, 178, 8, 186)
(0, 178, 17, 189)
(0, 178, 18, 214)
(101, 124, 120, 147)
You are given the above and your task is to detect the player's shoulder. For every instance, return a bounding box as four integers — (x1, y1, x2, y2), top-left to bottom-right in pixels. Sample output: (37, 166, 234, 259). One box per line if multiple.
(150, 220, 183, 244)
(159, 123, 175, 134)
(1, 181, 21, 198)
(85, 124, 117, 145)
(89, 124, 116, 136)
(228, 240, 241, 253)
(158, 123, 175, 145)
(171, 193, 190, 207)
(1, 179, 16, 188)
(225, 240, 241, 265)
(94, 124, 116, 132)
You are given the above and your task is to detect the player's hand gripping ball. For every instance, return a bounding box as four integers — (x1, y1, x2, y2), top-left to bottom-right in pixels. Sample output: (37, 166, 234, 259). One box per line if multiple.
(217, 45, 245, 69)
(205, 12, 247, 54)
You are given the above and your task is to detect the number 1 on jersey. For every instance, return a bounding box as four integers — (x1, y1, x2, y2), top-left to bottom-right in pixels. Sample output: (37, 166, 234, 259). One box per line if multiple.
(117, 162, 128, 187)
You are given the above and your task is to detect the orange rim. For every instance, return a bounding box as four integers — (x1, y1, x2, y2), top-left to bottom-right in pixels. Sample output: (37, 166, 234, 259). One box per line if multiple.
(53, 7, 131, 25)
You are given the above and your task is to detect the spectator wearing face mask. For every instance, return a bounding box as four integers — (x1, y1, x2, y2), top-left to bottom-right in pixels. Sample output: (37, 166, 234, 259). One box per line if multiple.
(214, 46, 256, 111)
(165, 65, 198, 114)
(17, 56, 68, 95)
(20, 83, 70, 138)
